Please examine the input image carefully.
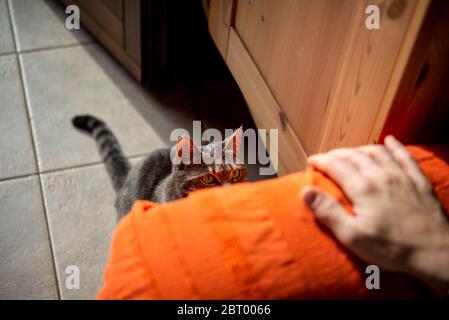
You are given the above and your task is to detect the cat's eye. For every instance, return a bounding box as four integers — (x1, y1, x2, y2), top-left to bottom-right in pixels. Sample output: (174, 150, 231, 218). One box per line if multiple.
(230, 169, 243, 182)
(200, 174, 216, 185)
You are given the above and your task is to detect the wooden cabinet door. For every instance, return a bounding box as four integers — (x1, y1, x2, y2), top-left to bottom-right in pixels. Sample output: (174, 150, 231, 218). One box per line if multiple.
(102, 0, 123, 21)
(233, 0, 429, 155)
(62, 0, 142, 80)
(208, 0, 234, 58)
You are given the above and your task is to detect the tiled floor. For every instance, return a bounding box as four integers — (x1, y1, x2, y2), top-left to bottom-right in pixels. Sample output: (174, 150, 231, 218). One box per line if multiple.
(0, 0, 271, 300)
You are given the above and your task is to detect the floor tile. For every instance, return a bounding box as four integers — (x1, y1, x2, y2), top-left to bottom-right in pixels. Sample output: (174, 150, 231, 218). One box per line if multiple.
(41, 164, 118, 299)
(8, 0, 92, 52)
(20, 44, 197, 172)
(0, 0, 15, 54)
(0, 54, 37, 179)
(0, 176, 58, 299)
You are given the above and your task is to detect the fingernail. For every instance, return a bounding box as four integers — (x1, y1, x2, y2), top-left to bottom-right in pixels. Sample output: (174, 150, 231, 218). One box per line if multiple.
(389, 135, 402, 144)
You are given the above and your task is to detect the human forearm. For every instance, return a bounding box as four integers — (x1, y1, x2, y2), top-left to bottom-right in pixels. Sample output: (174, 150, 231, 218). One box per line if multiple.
(409, 234, 449, 297)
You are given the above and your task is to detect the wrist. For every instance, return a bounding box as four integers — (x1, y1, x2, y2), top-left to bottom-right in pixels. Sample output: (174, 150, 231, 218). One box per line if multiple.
(408, 234, 449, 297)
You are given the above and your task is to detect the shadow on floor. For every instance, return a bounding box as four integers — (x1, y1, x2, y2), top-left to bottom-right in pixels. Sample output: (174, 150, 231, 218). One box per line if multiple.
(51, 0, 276, 181)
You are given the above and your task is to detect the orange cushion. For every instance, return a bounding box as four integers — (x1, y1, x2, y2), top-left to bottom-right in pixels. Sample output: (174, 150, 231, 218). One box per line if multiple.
(97, 145, 449, 299)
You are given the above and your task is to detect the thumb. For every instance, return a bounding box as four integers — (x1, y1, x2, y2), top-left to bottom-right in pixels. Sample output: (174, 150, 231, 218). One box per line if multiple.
(301, 186, 354, 242)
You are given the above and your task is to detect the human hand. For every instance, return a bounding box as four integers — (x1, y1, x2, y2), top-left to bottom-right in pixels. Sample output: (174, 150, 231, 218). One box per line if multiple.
(301, 136, 449, 296)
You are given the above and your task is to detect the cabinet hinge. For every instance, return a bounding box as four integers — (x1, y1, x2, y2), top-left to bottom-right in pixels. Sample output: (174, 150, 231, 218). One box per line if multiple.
(279, 111, 288, 130)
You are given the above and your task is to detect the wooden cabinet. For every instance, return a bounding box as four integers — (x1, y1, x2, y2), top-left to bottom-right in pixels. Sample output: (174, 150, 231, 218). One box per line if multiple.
(62, 0, 142, 80)
(207, 0, 449, 175)
(207, 0, 234, 57)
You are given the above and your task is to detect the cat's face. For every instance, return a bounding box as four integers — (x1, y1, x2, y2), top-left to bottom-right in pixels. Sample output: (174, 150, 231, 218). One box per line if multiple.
(172, 128, 247, 196)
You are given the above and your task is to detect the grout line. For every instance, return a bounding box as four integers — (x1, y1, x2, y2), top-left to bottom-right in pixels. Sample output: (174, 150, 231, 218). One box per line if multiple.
(4, 0, 96, 57)
(39, 153, 149, 176)
(17, 41, 97, 56)
(4, 1, 147, 300)
(0, 51, 16, 58)
(0, 173, 38, 183)
(7, 0, 62, 300)
(5, 0, 17, 52)
(0, 152, 149, 184)
(0, 41, 97, 58)
(39, 152, 149, 175)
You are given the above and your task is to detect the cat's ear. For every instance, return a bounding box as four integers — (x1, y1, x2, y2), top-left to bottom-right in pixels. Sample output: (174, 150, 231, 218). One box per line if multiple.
(224, 126, 243, 157)
(176, 135, 201, 165)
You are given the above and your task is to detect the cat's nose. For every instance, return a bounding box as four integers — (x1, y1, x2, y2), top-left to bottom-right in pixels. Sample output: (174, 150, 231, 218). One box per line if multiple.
(222, 182, 231, 186)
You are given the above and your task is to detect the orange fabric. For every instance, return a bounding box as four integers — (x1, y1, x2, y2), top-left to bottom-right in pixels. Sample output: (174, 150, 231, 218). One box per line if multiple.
(97, 145, 449, 299)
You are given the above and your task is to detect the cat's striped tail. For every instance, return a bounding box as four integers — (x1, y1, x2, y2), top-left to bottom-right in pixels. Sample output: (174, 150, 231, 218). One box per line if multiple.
(72, 115, 130, 192)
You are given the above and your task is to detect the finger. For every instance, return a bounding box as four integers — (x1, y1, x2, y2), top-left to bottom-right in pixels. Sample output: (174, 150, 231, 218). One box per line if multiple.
(346, 149, 381, 174)
(308, 153, 369, 198)
(357, 145, 401, 168)
(326, 148, 379, 172)
(384, 135, 432, 192)
(301, 187, 355, 244)
(308, 148, 359, 168)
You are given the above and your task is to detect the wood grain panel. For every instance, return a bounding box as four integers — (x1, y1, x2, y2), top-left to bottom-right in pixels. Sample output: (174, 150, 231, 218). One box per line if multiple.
(101, 0, 123, 21)
(76, 0, 124, 48)
(235, 0, 356, 154)
(318, 0, 426, 151)
(124, 0, 141, 65)
(226, 29, 308, 175)
(208, 0, 234, 59)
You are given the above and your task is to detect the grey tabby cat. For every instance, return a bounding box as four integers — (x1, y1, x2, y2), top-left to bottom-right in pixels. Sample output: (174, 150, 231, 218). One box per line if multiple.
(72, 115, 246, 220)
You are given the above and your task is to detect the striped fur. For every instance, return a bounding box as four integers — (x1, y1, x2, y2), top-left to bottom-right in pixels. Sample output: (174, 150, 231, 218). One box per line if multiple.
(72, 115, 131, 192)
(72, 116, 246, 219)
